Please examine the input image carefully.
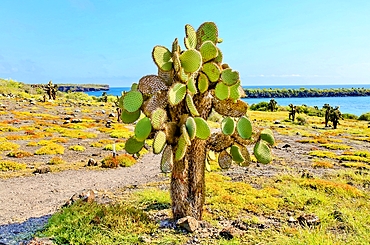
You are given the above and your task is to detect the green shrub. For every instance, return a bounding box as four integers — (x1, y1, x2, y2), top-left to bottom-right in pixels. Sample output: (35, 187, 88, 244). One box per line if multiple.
(249, 101, 269, 111)
(342, 113, 358, 120)
(7, 150, 33, 158)
(358, 112, 370, 121)
(69, 145, 86, 151)
(48, 156, 65, 165)
(296, 116, 307, 125)
(35, 143, 65, 155)
(0, 142, 20, 151)
(101, 154, 137, 168)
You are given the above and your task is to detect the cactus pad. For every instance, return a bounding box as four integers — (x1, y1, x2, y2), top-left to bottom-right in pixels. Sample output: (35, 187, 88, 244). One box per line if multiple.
(168, 83, 186, 106)
(175, 134, 188, 161)
(202, 62, 221, 82)
(160, 145, 173, 173)
(218, 150, 232, 169)
(120, 109, 141, 124)
(205, 158, 211, 172)
(221, 117, 235, 135)
(138, 75, 168, 95)
(181, 125, 191, 145)
(239, 146, 251, 167)
(196, 22, 218, 47)
(152, 45, 173, 72)
(213, 98, 248, 117)
(142, 91, 168, 117)
(194, 117, 211, 140)
(123, 90, 143, 113)
(184, 24, 197, 49)
(215, 82, 229, 101)
(229, 81, 241, 101)
(221, 68, 239, 86)
(179, 49, 202, 73)
(153, 131, 167, 154)
(200, 41, 218, 63)
(260, 128, 275, 146)
(253, 140, 272, 164)
(187, 76, 197, 94)
(237, 116, 253, 139)
(230, 145, 245, 163)
(134, 117, 152, 142)
(214, 47, 223, 64)
(151, 108, 167, 130)
(185, 117, 197, 140)
(125, 137, 144, 154)
(197, 72, 209, 93)
(186, 94, 200, 117)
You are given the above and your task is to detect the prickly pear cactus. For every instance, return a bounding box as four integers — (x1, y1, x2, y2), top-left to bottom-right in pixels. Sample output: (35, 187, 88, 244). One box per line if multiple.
(118, 22, 274, 220)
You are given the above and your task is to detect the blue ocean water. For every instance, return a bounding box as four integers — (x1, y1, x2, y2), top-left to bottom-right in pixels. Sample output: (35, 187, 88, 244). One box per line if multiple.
(85, 84, 370, 116)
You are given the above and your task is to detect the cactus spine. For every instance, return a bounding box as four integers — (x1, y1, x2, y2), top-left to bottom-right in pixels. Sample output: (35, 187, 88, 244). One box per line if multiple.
(118, 22, 274, 220)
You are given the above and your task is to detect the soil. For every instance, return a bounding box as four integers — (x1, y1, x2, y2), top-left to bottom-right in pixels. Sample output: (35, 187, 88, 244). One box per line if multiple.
(0, 97, 368, 227)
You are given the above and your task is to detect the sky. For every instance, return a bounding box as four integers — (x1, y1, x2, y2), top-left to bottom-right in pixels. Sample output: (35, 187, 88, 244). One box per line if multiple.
(1, 0, 370, 87)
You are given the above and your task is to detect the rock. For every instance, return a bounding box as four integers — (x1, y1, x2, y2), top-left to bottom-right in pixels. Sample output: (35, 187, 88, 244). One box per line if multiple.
(87, 158, 98, 166)
(297, 213, 320, 227)
(74, 109, 81, 113)
(219, 226, 243, 240)
(63, 120, 70, 124)
(296, 132, 301, 135)
(64, 189, 96, 207)
(71, 118, 82, 123)
(108, 113, 115, 118)
(176, 216, 199, 233)
(64, 116, 72, 120)
(101, 110, 106, 114)
(282, 143, 291, 148)
(274, 120, 281, 124)
(21, 237, 54, 245)
(288, 216, 297, 223)
(279, 125, 286, 128)
(34, 166, 51, 174)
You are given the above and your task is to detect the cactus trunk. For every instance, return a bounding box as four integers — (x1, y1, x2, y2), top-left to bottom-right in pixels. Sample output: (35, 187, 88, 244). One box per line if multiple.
(171, 138, 206, 220)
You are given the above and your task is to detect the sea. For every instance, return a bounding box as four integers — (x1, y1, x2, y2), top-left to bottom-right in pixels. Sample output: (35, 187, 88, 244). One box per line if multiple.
(85, 84, 370, 116)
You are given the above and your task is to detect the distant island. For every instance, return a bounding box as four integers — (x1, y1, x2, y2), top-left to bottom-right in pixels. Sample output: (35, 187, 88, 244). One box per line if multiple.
(57, 84, 109, 92)
(244, 87, 370, 98)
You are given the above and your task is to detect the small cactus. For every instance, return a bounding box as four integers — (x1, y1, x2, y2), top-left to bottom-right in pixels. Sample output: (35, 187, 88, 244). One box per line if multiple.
(118, 22, 274, 220)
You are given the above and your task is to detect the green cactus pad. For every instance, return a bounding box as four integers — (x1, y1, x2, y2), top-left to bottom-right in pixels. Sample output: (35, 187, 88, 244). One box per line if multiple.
(230, 145, 245, 163)
(218, 150, 232, 169)
(187, 76, 197, 95)
(205, 158, 211, 172)
(134, 117, 152, 142)
(120, 109, 141, 124)
(214, 47, 223, 64)
(200, 41, 218, 63)
(237, 116, 252, 139)
(221, 68, 240, 86)
(152, 45, 173, 72)
(181, 125, 191, 145)
(123, 90, 143, 113)
(160, 145, 173, 173)
(153, 131, 167, 154)
(215, 82, 229, 100)
(138, 75, 168, 95)
(196, 22, 218, 47)
(229, 81, 241, 101)
(151, 108, 167, 130)
(202, 62, 221, 83)
(185, 117, 197, 140)
(184, 24, 197, 49)
(197, 72, 209, 93)
(221, 117, 235, 135)
(260, 128, 275, 146)
(173, 51, 181, 72)
(186, 94, 200, 117)
(118, 95, 124, 108)
(168, 83, 186, 106)
(208, 150, 216, 161)
(194, 117, 211, 140)
(179, 49, 202, 73)
(131, 83, 138, 91)
(175, 134, 188, 161)
(125, 137, 144, 154)
(254, 140, 272, 164)
(178, 67, 189, 83)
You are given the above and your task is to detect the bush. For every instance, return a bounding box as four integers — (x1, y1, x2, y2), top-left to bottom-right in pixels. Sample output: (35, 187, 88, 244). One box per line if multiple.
(249, 101, 269, 111)
(35, 143, 65, 155)
(69, 145, 86, 151)
(296, 116, 307, 125)
(342, 113, 358, 120)
(101, 154, 137, 168)
(358, 112, 370, 121)
(0, 160, 27, 171)
(7, 150, 33, 158)
(48, 156, 65, 165)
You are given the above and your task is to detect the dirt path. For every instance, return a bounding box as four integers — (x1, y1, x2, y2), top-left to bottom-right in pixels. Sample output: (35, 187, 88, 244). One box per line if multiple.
(0, 153, 164, 225)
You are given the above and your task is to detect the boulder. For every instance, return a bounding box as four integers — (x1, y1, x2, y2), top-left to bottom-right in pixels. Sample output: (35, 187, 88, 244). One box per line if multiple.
(176, 216, 199, 233)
